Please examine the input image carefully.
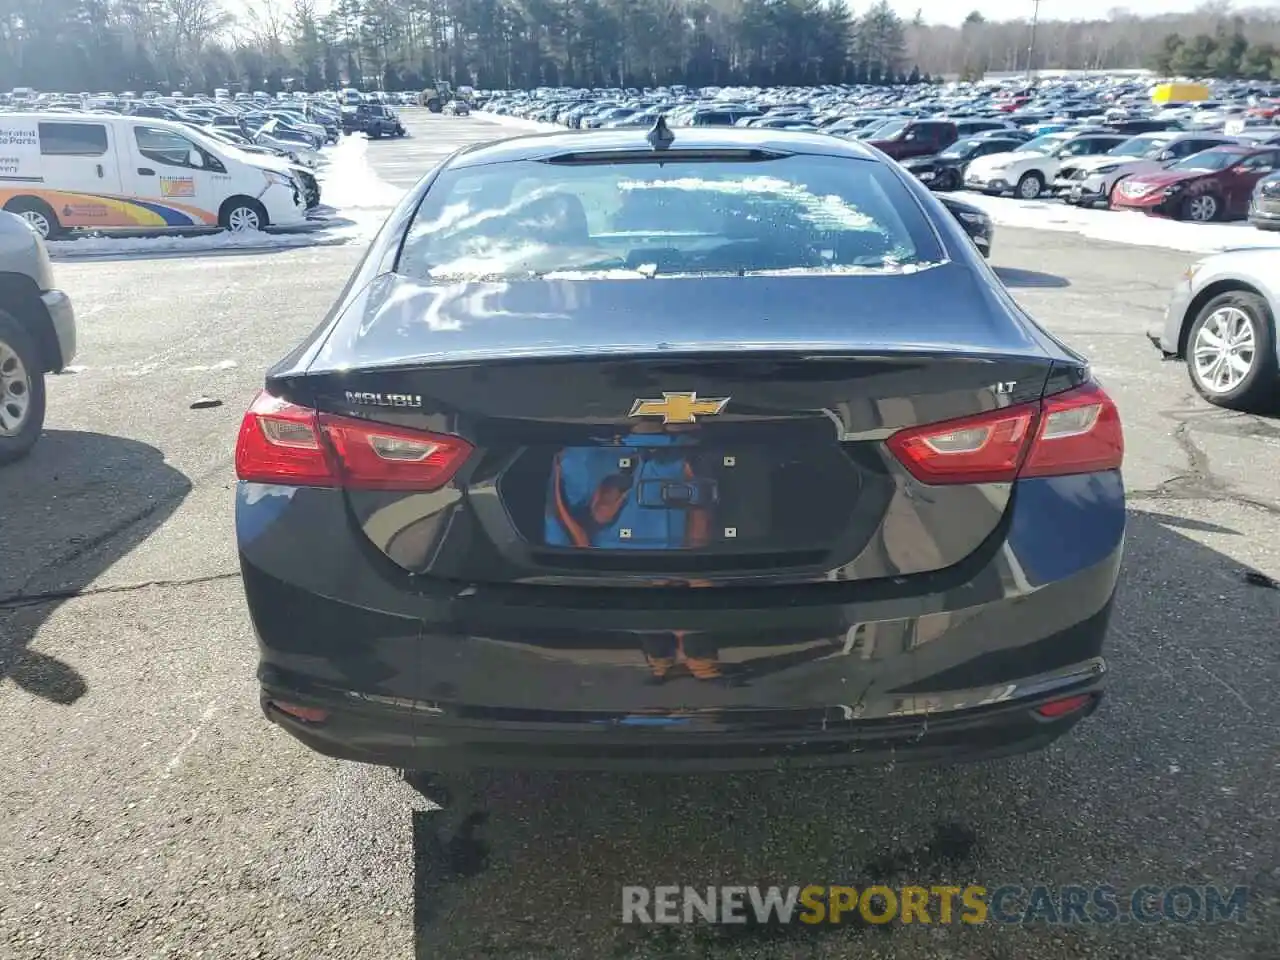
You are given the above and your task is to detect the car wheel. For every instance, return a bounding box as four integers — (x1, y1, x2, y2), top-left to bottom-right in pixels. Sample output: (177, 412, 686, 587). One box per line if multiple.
(3, 197, 61, 241)
(0, 311, 47, 465)
(1186, 290, 1278, 411)
(1016, 172, 1044, 199)
(1181, 193, 1219, 223)
(220, 197, 268, 232)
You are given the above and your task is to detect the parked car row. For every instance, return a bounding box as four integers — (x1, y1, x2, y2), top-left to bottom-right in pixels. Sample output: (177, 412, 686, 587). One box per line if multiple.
(481, 76, 1280, 228)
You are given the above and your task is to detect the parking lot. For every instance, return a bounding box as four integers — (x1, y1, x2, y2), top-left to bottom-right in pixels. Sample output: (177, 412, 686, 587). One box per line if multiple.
(2, 109, 1278, 960)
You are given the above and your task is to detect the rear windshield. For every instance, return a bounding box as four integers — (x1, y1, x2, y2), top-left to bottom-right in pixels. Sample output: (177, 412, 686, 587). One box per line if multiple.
(398, 153, 944, 281)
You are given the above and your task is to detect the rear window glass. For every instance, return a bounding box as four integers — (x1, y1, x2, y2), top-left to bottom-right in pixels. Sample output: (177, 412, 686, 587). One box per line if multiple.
(38, 122, 108, 156)
(398, 153, 944, 281)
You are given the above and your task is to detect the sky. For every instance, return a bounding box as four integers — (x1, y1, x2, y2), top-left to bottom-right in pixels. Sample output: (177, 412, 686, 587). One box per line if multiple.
(893, 0, 1263, 26)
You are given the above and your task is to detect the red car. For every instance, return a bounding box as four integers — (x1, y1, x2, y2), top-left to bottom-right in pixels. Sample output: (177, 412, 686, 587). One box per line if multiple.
(1110, 145, 1280, 222)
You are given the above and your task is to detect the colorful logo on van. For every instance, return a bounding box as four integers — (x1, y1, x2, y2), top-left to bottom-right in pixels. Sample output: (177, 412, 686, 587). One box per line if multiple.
(159, 176, 195, 198)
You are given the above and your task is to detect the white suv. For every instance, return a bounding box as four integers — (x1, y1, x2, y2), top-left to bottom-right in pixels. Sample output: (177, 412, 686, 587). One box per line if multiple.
(964, 131, 1130, 199)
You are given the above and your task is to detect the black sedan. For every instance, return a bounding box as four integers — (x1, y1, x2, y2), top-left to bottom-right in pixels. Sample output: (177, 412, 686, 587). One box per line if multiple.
(235, 124, 1124, 815)
(900, 135, 1029, 191)
(938, 193, 993, 257)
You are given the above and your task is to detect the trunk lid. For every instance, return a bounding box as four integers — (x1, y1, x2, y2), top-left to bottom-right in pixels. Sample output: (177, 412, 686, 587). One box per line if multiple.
(282, 271, 1066, 588)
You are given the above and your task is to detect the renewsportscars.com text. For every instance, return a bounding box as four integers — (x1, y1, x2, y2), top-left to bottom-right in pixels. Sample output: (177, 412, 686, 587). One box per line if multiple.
(621, 884, 1249, 925)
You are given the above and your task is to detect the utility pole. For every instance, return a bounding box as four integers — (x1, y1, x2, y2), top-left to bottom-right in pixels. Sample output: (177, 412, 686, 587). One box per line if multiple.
(1027, 0, 1042, 82)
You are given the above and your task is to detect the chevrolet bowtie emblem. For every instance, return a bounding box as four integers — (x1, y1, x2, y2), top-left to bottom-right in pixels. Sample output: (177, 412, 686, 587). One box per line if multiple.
(628, 392, 729, 424)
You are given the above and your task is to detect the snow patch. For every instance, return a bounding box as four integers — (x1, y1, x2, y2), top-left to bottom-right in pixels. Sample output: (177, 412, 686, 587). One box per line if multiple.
(477, 113, 562, 134)
(954, 191, 1280, 255)
(319, 134, 406, 212)
(45, 226, 346, 261)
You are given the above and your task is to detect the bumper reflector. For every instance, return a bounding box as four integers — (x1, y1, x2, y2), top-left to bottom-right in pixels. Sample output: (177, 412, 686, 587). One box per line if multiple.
(1035, 693, 1094, 719)
(267, 700, 329, 724)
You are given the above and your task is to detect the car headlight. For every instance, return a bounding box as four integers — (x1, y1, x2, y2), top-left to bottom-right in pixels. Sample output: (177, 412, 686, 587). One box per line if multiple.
(957, 210, 989, 226)
(264, 169, 292, 187)
(1094, 164, 1119, 174)
(1183, 260, 1205, 283)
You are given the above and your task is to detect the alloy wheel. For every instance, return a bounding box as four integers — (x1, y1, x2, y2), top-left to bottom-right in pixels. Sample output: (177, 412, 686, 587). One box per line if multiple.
(19, 209, 51, 239)
(1192, 306, 1255, 394)
(227, 206, 261, 231)
(1187, 195, 1217, 222)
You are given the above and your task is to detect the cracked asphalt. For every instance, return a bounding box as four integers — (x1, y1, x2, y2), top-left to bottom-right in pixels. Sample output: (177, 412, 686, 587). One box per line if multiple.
(2, 112, 1278, 960)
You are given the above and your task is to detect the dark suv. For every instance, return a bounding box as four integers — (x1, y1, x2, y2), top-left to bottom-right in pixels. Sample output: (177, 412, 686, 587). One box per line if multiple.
(356, 103, 406, 139)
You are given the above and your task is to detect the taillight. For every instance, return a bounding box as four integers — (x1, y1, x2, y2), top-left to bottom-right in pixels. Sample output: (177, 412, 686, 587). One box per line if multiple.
(235, 392, 333, 486)
(235, 390, 473, 491)
(321, 415, 473, 491)
(885, 383, 1122, 485)
(1020, 383, 1124, 478)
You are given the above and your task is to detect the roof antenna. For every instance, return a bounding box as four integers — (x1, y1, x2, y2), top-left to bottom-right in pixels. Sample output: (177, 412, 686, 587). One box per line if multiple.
(646, 114, 675, 150)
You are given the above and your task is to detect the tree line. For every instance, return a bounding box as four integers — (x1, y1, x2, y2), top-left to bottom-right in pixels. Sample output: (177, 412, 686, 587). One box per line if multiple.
(1149, 24, 1280, 80)
(5, 0, 1280, 95)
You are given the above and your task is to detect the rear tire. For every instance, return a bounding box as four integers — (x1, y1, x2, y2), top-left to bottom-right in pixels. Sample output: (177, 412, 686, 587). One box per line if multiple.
(219, 197, 267, 232)
(0, 310, 47, 465)
(3, 197, 61, 240)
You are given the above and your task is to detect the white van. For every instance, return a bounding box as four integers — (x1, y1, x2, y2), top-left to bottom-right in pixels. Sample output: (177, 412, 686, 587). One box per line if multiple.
(0, 113, 308, 239)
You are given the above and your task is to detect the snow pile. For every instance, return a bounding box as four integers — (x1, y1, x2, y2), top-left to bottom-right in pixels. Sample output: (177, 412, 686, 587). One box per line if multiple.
(955, 191, 1280, 255)
(478, 112, 562, 134)
(318, 133, 406, 212)
(45, 224, 345, 260)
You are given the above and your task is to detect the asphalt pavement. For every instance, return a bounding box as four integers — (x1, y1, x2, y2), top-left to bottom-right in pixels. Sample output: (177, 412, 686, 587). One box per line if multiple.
(1, 110, 1278, 960)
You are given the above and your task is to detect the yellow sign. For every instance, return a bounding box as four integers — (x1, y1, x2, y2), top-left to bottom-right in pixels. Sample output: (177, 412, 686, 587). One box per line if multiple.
(628, 392, 729, 424)
(160, 177, 195, 198)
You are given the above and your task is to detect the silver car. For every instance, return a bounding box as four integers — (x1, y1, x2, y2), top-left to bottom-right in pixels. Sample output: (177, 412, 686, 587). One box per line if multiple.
(1149, 246, 1280, 410)
(0, 210, 77, 463)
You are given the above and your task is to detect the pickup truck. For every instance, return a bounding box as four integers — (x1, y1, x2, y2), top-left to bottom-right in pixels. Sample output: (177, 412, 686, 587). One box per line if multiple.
(0, 210, 77, 464)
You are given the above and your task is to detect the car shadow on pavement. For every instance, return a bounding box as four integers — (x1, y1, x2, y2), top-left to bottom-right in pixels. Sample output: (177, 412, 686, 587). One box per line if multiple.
(994, 266, 1071, 289)
(408, 507, 1279, 959)
(0, 431, 190, 704)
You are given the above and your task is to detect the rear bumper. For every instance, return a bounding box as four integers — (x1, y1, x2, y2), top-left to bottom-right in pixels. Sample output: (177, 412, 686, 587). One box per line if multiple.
(262, 659, 1106, 772)
(239, 472, 1125, 773)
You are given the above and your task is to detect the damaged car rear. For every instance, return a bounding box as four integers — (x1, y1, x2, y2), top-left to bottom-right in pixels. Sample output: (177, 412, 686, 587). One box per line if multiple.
(235, 125, 1125, 780)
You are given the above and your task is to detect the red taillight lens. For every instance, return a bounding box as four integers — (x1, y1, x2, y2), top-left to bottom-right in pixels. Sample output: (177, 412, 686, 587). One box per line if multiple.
(235, 392, 334, 486)
(1021, 383, 1124, 478)
(885, 406, 1035, 484)
(235, 390, 473, 491)
(319, 414, 473, 491)
(885, 383, 1122, 485)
